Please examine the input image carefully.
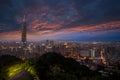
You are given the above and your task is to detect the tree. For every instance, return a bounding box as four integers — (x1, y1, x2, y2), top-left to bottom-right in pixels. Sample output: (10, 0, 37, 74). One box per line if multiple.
(34, 52, 103, 80)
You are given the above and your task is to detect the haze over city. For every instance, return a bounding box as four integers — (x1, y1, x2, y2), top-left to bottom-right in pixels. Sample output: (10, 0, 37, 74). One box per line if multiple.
(0, 0, 120, 41)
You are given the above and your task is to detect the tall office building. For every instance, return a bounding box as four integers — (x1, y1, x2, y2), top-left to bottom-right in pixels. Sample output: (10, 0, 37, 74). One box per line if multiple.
(90, 49, 95, 58)
(21, 15, 27, 47)
(100, 49, 107, 65)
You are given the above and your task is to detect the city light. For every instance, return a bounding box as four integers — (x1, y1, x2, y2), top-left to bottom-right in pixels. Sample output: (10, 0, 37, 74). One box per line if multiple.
(0, 0, 120, 79)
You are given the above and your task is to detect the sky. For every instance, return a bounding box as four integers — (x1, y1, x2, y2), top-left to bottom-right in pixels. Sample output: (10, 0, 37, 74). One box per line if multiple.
(0, 0, 120, 41)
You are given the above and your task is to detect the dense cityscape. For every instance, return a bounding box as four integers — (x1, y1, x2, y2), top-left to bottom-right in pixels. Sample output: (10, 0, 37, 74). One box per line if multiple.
(0, 40, 120, 79)
(0, 0, 120, 80)
(0, 9, 120, 80)
(1, 40, 120, 63)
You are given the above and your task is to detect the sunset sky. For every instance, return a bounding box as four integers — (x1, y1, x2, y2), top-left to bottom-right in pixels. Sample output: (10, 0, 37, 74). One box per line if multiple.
(0, 0, 120, 41)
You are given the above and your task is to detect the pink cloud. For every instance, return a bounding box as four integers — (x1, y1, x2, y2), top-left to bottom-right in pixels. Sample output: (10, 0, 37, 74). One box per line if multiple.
(0, 21, 120, 40)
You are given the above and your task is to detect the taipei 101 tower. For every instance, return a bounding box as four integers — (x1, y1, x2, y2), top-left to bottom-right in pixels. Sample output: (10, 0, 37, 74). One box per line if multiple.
(21, 15, 27, 47)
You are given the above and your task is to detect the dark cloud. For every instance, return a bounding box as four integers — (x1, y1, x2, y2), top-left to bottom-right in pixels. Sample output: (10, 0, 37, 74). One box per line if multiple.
(74, 0, 120, 24)
(0, 0, 120, 40)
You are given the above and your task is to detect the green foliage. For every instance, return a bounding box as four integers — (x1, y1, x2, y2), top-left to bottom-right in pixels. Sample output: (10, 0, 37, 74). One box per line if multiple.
(0, 53, 104, 80)
(0, 55, 38, 80)
(0, 55, 22, 80)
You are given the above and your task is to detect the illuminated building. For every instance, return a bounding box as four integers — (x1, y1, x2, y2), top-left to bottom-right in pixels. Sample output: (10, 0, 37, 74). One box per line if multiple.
(79, 50, 90, 57)
(21, 15, 27, 47)
(100, 49, 107, 65)
(90, 49, 95, 58)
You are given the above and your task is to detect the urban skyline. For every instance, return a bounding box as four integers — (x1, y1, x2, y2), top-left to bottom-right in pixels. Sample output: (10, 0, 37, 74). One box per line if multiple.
(0, 0, 120, 41)
(0, 1, 120, 79)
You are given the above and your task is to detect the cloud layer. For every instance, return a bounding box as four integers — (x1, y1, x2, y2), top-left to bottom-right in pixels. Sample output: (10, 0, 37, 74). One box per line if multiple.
(0, 0, 120, 41)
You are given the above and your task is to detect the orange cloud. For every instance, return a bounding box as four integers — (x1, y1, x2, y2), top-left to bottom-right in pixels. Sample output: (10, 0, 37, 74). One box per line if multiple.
(0, 21, 120, 40)
(61, 21, 120, 33)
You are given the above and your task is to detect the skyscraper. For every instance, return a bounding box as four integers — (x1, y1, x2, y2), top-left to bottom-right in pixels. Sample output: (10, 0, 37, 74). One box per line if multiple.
(100, 49, 107, 65)
(21, 15, 27, 47)
(90, 49, 95, 58)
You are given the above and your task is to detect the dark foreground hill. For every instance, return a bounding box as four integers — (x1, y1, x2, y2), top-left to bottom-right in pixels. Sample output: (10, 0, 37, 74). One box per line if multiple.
(0, 53, 106, 80)
(34, 52, 103, 80)
(0, 55, 22, 68)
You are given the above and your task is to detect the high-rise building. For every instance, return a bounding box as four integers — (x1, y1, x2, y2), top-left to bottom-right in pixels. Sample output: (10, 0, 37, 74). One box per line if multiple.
(90, 49, 95, 58)
(100, 49, 107, 65)
(21, 15, 27, 47)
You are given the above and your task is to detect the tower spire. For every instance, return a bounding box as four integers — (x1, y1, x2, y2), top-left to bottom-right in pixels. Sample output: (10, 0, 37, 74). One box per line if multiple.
(23, 14, 26, 22)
